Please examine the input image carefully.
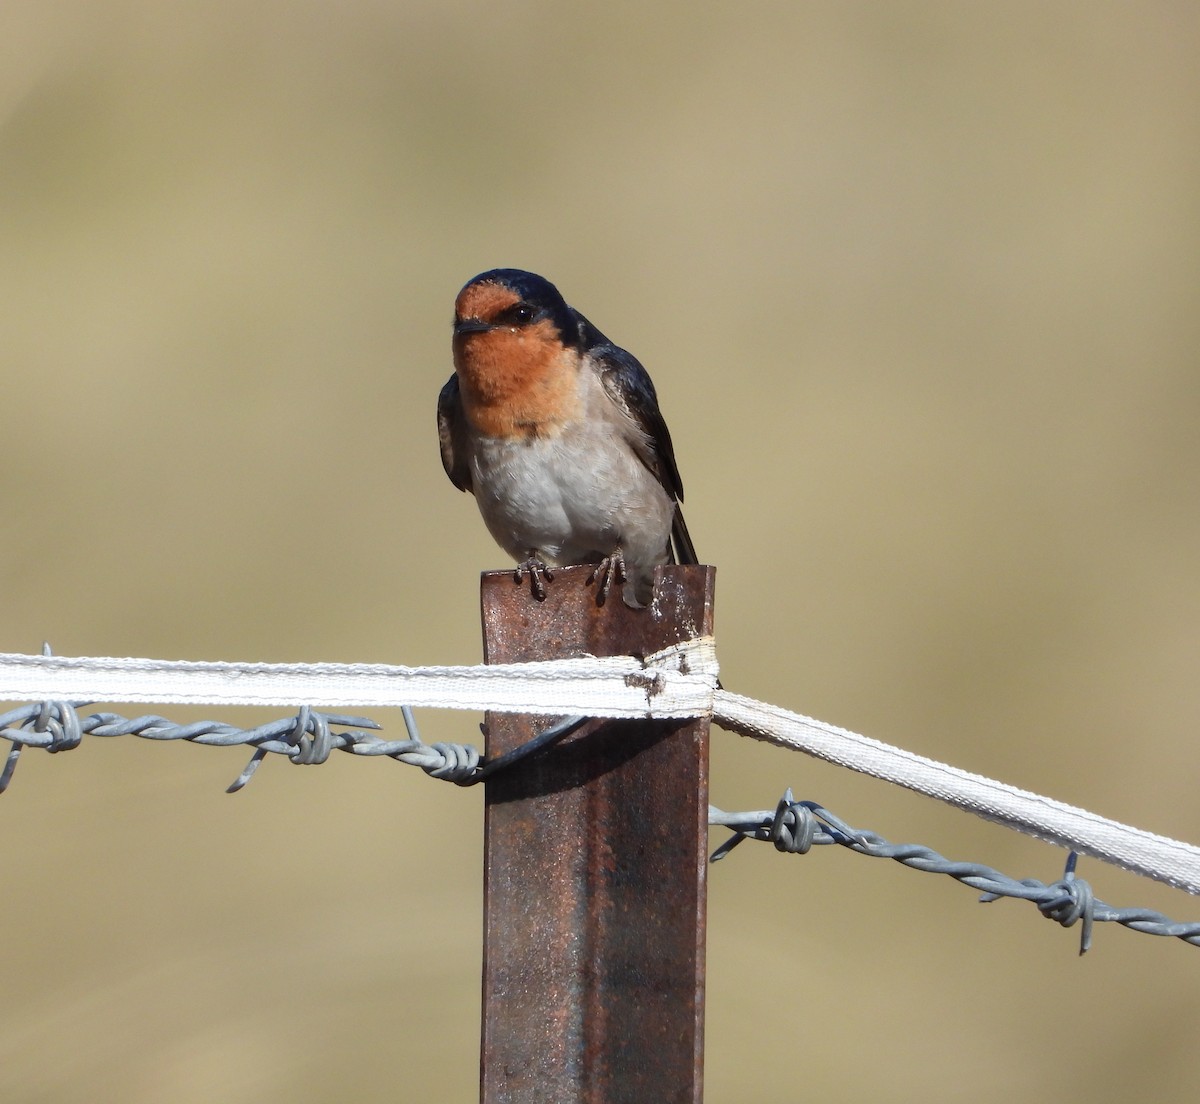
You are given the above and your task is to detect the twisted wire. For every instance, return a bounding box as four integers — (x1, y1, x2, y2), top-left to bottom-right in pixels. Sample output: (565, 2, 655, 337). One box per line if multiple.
(710, 791, 1200, 953)
(0, 700, 482, 792)
(0, 700, 583, 793)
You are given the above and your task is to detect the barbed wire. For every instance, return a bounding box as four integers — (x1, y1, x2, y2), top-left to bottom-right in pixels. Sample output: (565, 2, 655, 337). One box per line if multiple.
(0, 700, 589, 794)
(0, 700, 482, 792)
(4, 698, 1199, 953)
(710, 791, 1200, 953)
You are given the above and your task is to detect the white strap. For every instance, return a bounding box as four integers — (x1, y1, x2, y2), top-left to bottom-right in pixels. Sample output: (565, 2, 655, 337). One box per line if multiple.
(0, 640, 718, 718)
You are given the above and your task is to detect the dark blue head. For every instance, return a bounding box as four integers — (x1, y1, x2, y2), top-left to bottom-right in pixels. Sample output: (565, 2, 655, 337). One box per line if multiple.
(453, 269, 583, 349)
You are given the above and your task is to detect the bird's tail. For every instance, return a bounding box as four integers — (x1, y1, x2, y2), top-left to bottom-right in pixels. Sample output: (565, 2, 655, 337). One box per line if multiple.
(670, 505, 699, 565)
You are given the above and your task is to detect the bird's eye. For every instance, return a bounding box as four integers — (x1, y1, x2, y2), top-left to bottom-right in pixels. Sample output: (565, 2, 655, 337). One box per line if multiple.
(498, 303, 537, 328)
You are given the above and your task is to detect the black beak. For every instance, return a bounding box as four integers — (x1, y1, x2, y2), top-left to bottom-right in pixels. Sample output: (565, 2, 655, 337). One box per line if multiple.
(453, 317, 494, 336)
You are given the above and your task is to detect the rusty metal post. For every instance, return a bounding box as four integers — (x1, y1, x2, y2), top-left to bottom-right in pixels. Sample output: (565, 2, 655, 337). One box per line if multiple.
(480, 563, 715, 1104)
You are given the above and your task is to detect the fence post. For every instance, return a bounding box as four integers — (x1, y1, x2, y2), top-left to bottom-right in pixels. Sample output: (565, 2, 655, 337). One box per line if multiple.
(479, 563, 715, 1104)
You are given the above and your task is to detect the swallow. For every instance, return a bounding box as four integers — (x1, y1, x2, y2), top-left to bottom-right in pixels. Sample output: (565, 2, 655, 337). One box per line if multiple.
(438, 268, 697, 607)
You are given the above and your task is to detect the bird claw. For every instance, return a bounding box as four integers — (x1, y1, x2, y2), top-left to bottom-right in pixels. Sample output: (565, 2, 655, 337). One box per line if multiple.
(588, 549, 627, 606)
(514, 556, 553, 601)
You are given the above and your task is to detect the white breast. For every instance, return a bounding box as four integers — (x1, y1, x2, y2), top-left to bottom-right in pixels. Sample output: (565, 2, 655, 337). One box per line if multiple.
(466, 374, 674, 571)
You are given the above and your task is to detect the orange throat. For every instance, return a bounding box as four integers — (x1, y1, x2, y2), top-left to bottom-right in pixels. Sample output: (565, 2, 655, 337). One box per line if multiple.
(454, 329, 581, 439)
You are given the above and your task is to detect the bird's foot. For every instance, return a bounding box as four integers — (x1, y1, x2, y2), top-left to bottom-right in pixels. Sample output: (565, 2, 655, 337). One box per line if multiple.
(514, 555, 554, 601)
(587, 549, 628, 607)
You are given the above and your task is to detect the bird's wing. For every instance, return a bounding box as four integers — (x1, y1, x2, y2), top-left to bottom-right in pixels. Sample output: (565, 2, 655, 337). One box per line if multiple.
(437, 374, 473, 493)
(576, 311, 698, 566)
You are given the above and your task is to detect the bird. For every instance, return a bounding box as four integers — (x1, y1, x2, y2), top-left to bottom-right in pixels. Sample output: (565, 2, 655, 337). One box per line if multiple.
(438, 267, 696, 607)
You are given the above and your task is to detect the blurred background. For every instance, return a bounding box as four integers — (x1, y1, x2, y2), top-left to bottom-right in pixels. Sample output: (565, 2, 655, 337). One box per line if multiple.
(3, 2, 1199, 1100)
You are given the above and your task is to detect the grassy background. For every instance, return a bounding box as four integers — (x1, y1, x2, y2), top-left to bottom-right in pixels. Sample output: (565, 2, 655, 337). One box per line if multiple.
(3, 3, 1199, 1101)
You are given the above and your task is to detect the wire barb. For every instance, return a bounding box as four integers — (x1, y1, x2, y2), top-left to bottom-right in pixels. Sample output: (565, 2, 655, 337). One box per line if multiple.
(0, 645, 85, 793)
